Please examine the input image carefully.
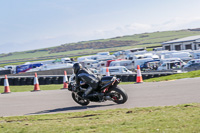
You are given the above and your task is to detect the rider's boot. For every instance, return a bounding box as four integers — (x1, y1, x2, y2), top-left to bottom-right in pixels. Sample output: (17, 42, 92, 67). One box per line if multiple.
(82, 87, 93, 99)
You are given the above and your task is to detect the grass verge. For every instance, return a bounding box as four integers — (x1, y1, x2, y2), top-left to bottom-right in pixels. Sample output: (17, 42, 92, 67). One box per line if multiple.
(0, 84, 63, 93)
(0, 83, 134, 93)
(115, 70, 200, 84)
(1, 70, 200, 93)
(144, 70, 200, 82)
(0, 103, 199, 133)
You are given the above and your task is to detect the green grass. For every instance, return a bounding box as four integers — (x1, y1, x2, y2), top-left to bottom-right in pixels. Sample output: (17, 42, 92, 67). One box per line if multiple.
(1, 70, 200, 93)
(117, 70, 200, 84)
(0, 54, 89, 67)
(0, 84, 63, 93)
(119, 82, 135, 85)
(109, 30, 200, 42)
(144, 70, 200, 82)
(0, 44, 160, 66)
(0, 44, 159, 63)
(0, 103, 199, 133)
(1, 83, 134, 93)
(1, 29, 200, 64)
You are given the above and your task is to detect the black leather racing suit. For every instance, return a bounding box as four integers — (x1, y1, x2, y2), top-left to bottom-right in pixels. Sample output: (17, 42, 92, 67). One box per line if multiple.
(75, 68, 99, 90)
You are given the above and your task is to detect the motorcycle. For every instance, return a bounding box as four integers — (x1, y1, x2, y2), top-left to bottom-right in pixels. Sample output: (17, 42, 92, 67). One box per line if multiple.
(68, 74, 128, 106)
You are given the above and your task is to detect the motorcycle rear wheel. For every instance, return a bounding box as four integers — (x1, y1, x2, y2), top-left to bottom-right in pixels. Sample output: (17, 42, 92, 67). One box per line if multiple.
(109, 86, 128, 104)
(72, 92, 90, 106)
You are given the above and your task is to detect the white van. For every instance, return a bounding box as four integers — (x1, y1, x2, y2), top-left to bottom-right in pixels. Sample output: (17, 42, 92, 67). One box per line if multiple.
(79, 59, 98, 68)
(125, 54, 145, 60)
(170, 52, 192, 61)
(77, 56, 93, 62)
(159, 51, 192, 61)
(90, 55, 115, 60)
(61, 58, 71, 63)
(160, 58, 185, 65)
(125, 51, 147, 60)
(100, 66, 132, 75)
(97, 55, 115, 60)
(94, 61, 107, 69)
(97, 52, 110, 56)
(144, 53, 159, 59)
(109, 60, 134, 70)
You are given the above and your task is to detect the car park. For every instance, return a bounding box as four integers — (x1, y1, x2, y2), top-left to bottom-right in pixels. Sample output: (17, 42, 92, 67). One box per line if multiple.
(3, 46, 200, 75)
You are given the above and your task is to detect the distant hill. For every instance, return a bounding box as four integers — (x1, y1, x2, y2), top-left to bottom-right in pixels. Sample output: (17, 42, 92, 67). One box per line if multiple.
(1, 28, 200, 65)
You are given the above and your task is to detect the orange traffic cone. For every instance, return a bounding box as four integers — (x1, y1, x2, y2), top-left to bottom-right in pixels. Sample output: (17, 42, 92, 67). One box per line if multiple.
(62, 71, 68, 89)
(136, 65, 143, 83)
(2, 75, 11, 94)
(106, 67, 110, 76)
(32, 73, 40, 91)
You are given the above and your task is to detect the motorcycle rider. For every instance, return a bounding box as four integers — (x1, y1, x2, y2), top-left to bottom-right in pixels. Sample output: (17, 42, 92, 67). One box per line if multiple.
(73, 63, 99, 98)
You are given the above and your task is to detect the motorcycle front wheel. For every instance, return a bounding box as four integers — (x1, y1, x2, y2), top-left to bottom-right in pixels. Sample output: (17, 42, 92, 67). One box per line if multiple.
(72, 92, 90, 106)
(109, 86, 128, 104)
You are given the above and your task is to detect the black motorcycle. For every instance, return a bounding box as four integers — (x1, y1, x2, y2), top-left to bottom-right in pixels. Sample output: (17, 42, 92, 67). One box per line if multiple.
(68, 74, 128, 106)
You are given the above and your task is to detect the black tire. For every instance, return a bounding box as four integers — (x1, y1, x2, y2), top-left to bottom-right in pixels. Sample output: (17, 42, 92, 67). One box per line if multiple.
(72, 92, 90, 106)
(109, 86, 128, 104)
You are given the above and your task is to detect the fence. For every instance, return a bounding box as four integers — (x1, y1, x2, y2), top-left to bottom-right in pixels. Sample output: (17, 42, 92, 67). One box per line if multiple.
(0, 71, 176, 86)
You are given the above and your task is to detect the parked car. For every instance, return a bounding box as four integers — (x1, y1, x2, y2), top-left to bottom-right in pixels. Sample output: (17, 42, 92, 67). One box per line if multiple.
(183, 63, 200, 72)
(79, 59, 98, 68)
(99, 66, 132, 75)
(133, 58, 153, 69)
(157, 61, 182, 71)
(140, 60, 160, 71)
(183, 59, 200, 68)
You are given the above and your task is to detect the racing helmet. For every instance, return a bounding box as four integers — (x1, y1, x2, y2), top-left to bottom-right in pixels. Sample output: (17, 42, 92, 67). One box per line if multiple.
(73, 63, 82, 74)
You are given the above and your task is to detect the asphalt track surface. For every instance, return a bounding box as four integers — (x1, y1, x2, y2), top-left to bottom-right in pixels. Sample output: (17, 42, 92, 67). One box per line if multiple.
(0, 77, 200, 117)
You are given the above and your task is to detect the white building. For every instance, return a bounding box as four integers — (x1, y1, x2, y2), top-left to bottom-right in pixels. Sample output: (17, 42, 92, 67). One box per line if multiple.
(162, 35, 200, 51)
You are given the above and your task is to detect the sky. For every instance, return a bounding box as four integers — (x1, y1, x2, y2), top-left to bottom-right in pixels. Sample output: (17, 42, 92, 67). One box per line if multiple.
(1, 0, 200, 54)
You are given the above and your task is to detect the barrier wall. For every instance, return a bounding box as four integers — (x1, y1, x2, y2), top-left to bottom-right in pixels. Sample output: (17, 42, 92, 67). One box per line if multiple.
(0, 72, 175, 86)
(0, 70, 12, 75)
(9, 68, 73, 76)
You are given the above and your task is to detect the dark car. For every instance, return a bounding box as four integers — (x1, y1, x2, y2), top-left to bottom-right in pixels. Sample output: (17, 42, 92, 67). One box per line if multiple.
(183, 63, 200, 71)
(140, 59, 160, 71)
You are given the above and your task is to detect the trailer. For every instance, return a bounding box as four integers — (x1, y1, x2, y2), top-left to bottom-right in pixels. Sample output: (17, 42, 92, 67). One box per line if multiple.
(16, 63, 43, 73)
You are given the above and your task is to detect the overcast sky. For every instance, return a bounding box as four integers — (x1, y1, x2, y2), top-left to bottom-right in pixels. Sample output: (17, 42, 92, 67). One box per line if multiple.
(1, 0, 200, 54)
